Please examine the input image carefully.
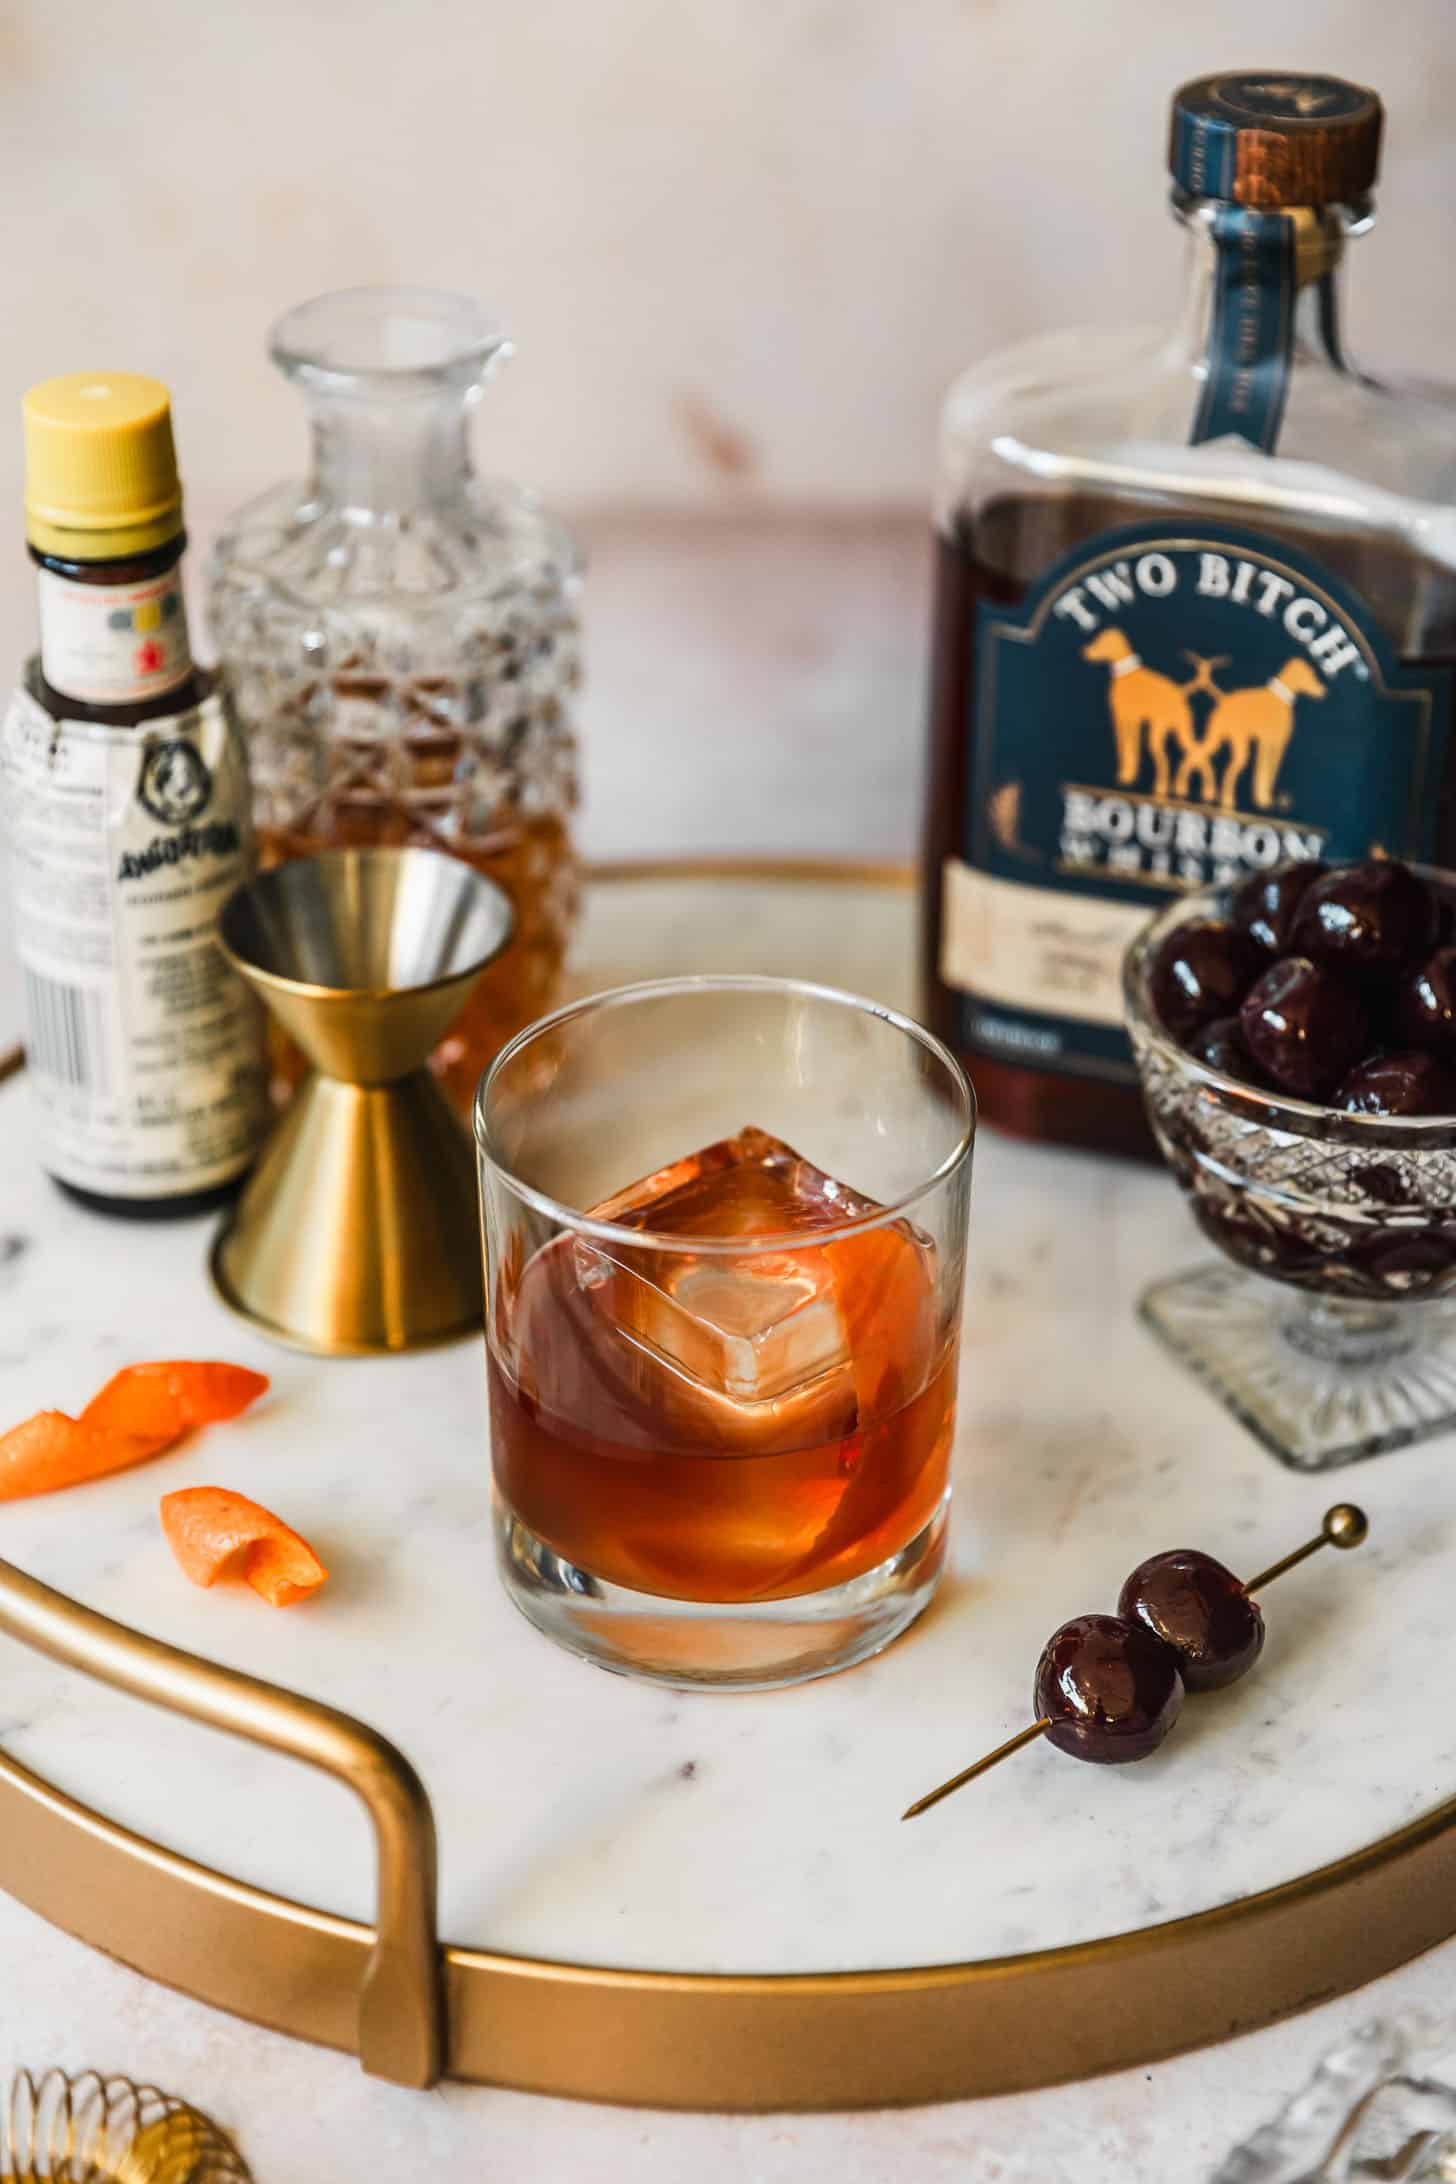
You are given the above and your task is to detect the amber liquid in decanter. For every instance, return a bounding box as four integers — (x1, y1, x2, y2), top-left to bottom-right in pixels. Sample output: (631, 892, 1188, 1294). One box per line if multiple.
(256, 661, 578, 1116)
(211, 287, 582, 1116)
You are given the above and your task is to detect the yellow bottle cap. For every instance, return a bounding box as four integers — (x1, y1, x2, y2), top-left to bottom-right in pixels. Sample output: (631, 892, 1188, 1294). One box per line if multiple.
(22, 372, 185, 560)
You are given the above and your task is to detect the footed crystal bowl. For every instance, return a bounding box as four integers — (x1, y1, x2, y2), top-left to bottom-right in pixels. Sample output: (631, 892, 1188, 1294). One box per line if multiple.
(1124, 880, 1456, 1471)
(1212, 2013, 1456, 2182)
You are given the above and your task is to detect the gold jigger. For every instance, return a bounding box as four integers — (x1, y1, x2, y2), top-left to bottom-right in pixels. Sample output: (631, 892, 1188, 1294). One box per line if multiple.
(210, 847, 513, 1355)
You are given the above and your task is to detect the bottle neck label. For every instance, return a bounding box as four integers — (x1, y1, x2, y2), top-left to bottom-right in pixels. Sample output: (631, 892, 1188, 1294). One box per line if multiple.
(1190, 207, 1296, 455)
(36, 563, 193, 706)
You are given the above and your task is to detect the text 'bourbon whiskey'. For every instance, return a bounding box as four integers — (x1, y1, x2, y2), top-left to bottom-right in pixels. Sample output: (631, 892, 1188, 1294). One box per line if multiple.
(922, 72, 1456, 1156)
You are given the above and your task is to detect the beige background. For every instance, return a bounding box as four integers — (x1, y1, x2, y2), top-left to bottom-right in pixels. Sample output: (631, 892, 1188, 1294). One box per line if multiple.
(0, 0, 1453, 879)
(3, 0, 1453, 513)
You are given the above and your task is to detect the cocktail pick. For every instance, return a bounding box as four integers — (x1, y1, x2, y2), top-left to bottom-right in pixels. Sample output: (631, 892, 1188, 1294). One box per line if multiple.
(902, 1503, 1368, 1822)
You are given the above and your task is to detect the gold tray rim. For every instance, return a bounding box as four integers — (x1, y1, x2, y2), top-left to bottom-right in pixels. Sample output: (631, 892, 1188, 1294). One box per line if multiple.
(2, 1733, 1454, 2110)
(3, 853, 1454, 2108)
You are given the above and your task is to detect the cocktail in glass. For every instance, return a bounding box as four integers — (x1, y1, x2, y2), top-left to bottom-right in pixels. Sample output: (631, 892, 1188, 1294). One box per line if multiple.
(475, 976, 974, 1687)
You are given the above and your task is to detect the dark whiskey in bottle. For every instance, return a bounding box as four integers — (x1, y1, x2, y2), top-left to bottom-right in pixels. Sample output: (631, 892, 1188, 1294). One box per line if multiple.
(922, 73, 1456, 1157)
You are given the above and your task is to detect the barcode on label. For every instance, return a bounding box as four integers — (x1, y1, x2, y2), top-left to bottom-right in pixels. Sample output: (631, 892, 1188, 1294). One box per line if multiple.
(23, 971, 107, 1092)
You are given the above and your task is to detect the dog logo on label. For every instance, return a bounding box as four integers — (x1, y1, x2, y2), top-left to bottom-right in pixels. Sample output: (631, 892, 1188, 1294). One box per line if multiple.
(1082, 631, 1325, 813)
(138, 739, 213, 828)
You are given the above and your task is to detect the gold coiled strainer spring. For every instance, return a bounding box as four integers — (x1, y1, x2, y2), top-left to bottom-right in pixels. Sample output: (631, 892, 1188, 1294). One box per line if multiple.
(2, 2071, 250, 2183)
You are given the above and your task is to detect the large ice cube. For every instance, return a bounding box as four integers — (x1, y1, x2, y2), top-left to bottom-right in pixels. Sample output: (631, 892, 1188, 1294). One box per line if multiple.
(496, 1127, 948, 1598)
(565, 1127, 936, 1453)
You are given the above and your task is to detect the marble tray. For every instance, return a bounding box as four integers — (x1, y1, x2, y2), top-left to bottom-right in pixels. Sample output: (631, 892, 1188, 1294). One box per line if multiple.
(0, 867, 1453, 2109)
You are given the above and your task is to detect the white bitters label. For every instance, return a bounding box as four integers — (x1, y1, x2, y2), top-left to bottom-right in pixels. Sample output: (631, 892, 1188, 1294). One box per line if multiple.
(1, 680, 268, 1199)
(36, 565, 193, 705)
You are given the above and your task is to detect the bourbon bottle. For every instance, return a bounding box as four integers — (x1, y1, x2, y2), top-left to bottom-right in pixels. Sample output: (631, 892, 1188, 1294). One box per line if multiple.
(922, 73, 1456, 1156)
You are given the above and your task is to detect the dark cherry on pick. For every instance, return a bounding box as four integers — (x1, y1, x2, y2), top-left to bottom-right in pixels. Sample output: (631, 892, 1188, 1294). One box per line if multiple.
(1032, 1614, 1184, 1765)
(1149, 919, 1262, 1041)
(1117, 1551, 1264, 1693)
(1231, 859, 1328, 957)
(1239, 956, 1369, 1100)
(1289, 859, 1439, 978)
(1399, 947, 1456, 1066)
(1337, 1049, 1456, 1117)
(1184, 1014, 1270, 1088)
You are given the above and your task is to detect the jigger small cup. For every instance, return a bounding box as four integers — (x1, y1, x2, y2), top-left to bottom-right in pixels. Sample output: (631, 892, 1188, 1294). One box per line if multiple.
(212, 846, 513, 1354)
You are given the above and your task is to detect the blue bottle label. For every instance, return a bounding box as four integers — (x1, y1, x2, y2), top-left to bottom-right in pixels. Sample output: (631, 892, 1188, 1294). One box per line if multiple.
(943, 521, 1450, 1084)
(1190, 208, 1296, 454)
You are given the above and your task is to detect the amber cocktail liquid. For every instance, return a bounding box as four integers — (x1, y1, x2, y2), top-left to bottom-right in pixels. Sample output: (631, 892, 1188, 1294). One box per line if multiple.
(489, 1129, 956, 1606)
(477, 979, 974, 1689)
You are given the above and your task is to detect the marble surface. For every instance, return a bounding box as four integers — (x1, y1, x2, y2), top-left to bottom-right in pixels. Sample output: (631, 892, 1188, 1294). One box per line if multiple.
(1, 868, 1455, 2176)
(0, 873, 1451, 1986)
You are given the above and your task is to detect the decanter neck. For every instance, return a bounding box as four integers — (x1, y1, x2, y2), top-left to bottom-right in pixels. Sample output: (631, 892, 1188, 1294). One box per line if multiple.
(306, 389, 473, 518)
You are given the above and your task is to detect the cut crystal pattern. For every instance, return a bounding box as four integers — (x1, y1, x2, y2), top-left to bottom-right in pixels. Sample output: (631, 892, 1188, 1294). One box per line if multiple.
(1214, 2013, 1456, 2181)
(1141, 1263, 1456, 1469)
(208, 290, 582, 1110)
(1125, 882, 1456, 1467)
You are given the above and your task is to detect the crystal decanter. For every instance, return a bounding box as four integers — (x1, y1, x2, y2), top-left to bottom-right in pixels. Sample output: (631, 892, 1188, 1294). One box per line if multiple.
(209, 287, 582, 1113)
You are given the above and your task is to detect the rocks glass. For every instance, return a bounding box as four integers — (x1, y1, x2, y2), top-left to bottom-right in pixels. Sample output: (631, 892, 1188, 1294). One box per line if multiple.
(475, 976, 974, 1687)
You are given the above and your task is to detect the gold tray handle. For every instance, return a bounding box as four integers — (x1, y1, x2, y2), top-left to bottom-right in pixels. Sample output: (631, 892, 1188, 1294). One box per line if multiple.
(0, 1554, 444, 2088)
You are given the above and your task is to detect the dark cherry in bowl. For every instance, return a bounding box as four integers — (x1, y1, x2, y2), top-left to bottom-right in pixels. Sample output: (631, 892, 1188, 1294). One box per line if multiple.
(1232, 859, 1328, 957)
(1337, 1049, 1456, 1117)
(1184, 1014, 1269, 1088)
(1149, 921, 1263, 1042)
(1289, 859, 1439, 978)
(1399, 948, 1456, 1066)
(1239, 957, 1370, 1101)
